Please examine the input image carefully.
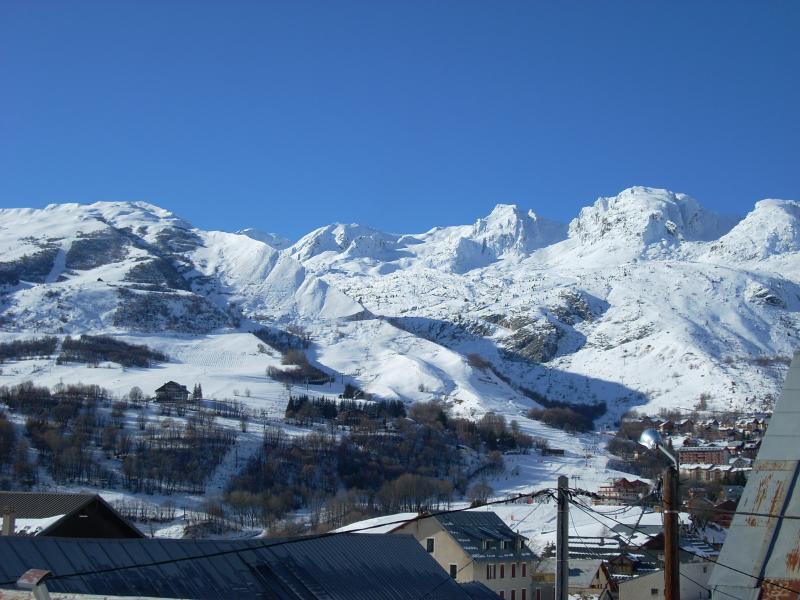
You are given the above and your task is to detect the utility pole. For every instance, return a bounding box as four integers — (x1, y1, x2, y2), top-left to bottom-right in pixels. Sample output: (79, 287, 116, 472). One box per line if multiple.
(556, 475, 569, 600)
(663, 465, 680, 600)
(639, 428, 681, 600)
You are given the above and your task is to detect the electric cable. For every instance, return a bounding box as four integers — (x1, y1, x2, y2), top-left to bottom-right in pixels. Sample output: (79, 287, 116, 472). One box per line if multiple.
(0, 488, 552, 588)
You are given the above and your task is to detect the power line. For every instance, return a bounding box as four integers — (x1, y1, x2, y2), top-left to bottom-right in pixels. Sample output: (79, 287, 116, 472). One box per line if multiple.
(0, 488, 552, 588)
(568, 495, 800, 598)
(420, 490, 554, 600)
(567, 499, 743, 600)
(590, 493, 800, 521)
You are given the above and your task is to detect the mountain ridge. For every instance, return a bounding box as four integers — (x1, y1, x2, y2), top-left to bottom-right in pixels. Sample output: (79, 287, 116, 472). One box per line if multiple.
(0, 187, 797, 421)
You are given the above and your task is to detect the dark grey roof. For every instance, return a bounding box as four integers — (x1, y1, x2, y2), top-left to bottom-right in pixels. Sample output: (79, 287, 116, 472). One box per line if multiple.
(0, 533, 478, 599)
(461, 581, 501, 599)
(0, 492, 95, 518)
(433, 511, 535, 561)
(155, 381, 188, 392)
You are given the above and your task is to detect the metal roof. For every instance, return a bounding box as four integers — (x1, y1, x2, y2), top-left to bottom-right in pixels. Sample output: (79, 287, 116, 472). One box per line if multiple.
(709, 351, 800, 600)
(536, 558, 603, 588)
(433, 511, 535, 561)
(0, 492, 96, 519)
(0, 533, 481, 599)
(460, 581, 502, 599)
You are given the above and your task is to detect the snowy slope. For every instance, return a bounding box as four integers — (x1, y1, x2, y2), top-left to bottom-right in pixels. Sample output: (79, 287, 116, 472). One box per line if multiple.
(1, 187, 798, 425)
(285, 186, 799, 419)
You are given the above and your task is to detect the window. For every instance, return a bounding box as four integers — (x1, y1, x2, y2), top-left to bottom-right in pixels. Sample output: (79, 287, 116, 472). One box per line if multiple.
(651, 589, 659, 596)
(522, 563, 527, 578)
(512, 591, 516, 600)
(511, 563, 516, 578)
(493, 564, 497, 580)
(500, 592, 505, 599)
(503, 540, 512, 550)
(426, 538, 435, 553)
(500, 564, 505, 578)
(449, 564, 458, 579)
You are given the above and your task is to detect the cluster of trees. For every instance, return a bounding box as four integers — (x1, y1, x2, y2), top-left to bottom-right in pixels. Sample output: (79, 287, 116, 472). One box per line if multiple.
(0, 381, 114, 485)
(26, 413, 115, 485)
(525, 397, 606, 433)
(121, 412, 235, 494)
(227, 400, 522, 529)
(0, 381, 109, 418)
(605, 413, 672, 478)
(284, 395, 406, 426)
(0, 336, 58, 362)
(266, 349, 333, 385)
(0, 410, 35, 488)
(226, 412, 471, 528)
(57, 335, 167, 368)
(409, 401, 534, 454)
(253, 326, 310, 354)
(113, 288, 230, 334)
(0, 245, 60, 285)
(0, 412, 15, 466)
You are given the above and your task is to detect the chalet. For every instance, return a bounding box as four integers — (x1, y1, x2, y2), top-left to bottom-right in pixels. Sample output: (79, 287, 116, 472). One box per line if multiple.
(596, 478, 650, 505)
(0, 492, 142, 538)
(674, 418, 695, 435)
(0, 533, 494, 599)
(391, 510, 535, 599)
(154, 381, 189, 403)
(657, 419, 674, 435)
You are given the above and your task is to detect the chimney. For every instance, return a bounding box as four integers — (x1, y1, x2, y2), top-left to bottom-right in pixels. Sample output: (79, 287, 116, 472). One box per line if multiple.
(2, 506, 16, 536)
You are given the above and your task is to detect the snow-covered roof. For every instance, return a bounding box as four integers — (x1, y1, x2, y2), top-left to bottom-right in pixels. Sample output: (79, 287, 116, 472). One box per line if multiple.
(333, 512, 417, 534)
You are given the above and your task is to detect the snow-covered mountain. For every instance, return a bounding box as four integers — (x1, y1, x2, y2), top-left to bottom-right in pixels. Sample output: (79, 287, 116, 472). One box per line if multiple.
(1, 187, 798, 422)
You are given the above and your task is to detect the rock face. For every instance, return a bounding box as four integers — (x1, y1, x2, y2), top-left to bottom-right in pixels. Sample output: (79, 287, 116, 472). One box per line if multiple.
(567, 186, 738, 248)
(707, 199, 800, 261)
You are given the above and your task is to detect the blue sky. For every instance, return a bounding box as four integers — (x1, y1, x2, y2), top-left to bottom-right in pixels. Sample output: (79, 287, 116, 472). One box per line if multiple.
(1, 1, 798, 240)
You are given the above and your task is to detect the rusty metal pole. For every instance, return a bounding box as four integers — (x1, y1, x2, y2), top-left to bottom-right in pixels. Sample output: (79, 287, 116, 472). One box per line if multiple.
(663, 465, 680, 600)
(556, 475, 569, 600)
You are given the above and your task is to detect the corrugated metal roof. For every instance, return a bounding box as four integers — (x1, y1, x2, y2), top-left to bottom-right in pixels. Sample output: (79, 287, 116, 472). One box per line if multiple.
(0, 493, 95, 519)
(0, 533, 479, 599)
(709, 351, 800, 600)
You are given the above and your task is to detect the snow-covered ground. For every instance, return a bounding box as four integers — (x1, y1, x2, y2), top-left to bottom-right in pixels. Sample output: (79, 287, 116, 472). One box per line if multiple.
(0, 186, 797, 534)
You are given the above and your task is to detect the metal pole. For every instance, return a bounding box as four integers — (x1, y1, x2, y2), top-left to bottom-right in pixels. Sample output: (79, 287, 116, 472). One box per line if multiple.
(663, 465, 680, 600)
(556, 475, 569, 600)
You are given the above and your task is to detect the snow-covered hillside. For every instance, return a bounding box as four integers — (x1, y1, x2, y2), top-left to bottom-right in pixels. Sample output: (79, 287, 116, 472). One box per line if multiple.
(1, 187, 798, 424)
